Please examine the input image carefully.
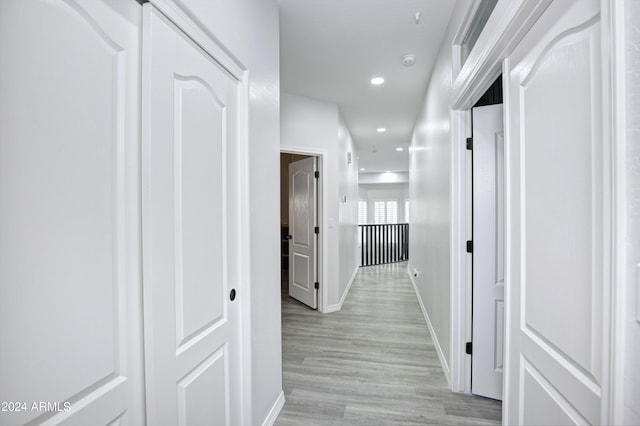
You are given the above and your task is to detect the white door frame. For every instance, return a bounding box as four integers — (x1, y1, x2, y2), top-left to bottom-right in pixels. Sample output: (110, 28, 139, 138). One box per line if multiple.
(449, 0, 554, 394)
(447, 3, 626, 424)
(146, 2, 253, 424)
(281, 146, 327, 313)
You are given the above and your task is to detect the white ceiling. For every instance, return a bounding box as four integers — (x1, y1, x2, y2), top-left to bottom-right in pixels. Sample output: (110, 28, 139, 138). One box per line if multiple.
(278, 0, 456, 173)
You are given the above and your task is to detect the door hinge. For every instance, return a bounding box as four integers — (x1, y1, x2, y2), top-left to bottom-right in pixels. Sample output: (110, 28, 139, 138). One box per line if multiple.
(466, 137, 473, 150)
(314, 170, 320, 178)
(466, 240, 473, 253)
(314, 226, 320, 234)
(314, 282, 319, 289)
(466, 342, 472, 355)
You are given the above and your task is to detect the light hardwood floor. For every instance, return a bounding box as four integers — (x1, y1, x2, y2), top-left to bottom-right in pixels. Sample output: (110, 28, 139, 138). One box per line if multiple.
(276, 262, 502, 426)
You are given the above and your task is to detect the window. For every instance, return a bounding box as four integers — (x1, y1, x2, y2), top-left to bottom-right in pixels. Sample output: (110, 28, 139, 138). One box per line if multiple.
(358, 201, 367, 225)
(405, 200, 410, 223)
(386, 201, 397, 224)
(374, 201, 398, 224)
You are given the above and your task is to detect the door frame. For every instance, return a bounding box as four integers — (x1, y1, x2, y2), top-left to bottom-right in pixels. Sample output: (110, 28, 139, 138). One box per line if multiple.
(448, 2, 627, 424)
(281, 146, 327, 313)
(144, 1, 253, 424)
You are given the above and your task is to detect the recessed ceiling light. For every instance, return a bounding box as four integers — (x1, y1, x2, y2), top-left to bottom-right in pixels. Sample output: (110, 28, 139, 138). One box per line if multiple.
(396, 147, 404, 151)
(377, 127, 386, 133)
(360, 168, 366, 171)
(370, 77, 385, 85)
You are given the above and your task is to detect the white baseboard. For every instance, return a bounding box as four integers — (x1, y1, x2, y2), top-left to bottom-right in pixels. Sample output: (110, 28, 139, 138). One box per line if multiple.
(261, 390, 285, 426)
(325, 266, 359, 313)
(408, 271, 451, 385)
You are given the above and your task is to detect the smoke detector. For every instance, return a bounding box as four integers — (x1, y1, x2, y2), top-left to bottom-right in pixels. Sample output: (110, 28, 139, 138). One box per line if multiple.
(401, 54, 416, 67)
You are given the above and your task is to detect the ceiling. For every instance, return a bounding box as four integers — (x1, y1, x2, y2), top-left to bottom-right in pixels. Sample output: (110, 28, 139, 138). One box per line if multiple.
(278, 0, 456, 173)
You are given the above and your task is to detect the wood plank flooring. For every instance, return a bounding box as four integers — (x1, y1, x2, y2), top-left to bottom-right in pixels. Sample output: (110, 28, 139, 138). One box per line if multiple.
(276, 262, 502, 426)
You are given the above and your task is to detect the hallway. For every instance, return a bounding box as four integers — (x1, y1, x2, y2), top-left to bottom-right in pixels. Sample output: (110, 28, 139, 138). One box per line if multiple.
(276, 263, 501, 425)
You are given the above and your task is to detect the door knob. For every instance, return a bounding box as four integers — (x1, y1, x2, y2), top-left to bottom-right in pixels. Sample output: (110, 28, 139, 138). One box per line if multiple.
(230, 289, 236, 301)
(286, 235, 292, 240)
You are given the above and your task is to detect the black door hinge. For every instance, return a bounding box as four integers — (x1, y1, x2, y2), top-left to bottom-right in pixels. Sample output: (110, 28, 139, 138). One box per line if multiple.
(466, 342, 473, 355)
(314, 226, 320, 234)
(314, 171, 320, 178)
(314, 282, 319, 289)
(466, 240, 473, 253)
(466, 137, 473, 150)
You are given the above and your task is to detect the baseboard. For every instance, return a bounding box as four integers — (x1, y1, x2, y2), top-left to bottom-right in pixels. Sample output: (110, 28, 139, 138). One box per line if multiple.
(408, 271, 451, 385)
(325, 266, 359, 313)
(261, 390, 285, 426)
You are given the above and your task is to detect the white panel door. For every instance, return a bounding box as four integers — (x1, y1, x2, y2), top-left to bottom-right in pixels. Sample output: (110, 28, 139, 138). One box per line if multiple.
(142, 5, 242, 425)
(0, 0, 144, 425)
(288, 157, 318, 309)
(504, 0, 609, 424)
(472, 104, 504, 401)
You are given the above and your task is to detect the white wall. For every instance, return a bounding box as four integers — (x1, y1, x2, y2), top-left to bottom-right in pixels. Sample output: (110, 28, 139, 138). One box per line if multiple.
(338, 115, 360, 302)
(281, 92, 359, 310)
(624, 1, 640, 423)
(408, 1, 469, 380)
(359, 171, 409, 184)
(167, 1, 281, 424)
(358, 185, 369, 200)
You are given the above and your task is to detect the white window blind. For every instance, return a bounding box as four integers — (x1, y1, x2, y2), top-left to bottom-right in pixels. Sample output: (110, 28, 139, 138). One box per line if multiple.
(405, 200, 410, 223)
(386, 201, 397, 224)
(374, 200, 398, 224)
(358, 201, 368, 225)
(374, 201, 385, 224)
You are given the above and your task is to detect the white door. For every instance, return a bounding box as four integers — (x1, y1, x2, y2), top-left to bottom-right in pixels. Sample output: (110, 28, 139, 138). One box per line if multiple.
(288, 157, 318, 309)
(504, 0, 609, 424)
(0, 0, 144, 425)
(472, 104, 504, 401)
(142, 5, 242, 425)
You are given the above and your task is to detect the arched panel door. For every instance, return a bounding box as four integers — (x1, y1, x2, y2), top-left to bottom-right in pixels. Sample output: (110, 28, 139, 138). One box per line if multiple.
(504, 0, 610, 424)
(288, 157, 318, 309)
(142, 5, 243, 425)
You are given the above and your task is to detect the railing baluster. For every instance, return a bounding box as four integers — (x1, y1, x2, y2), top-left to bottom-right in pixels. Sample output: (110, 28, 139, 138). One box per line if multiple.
(368, 225, 371, 266)
(376, 225, 379, 265)
(385, 225, 389, 263)
(406, 224, 409, 259)
(400, 224, 404, 260)
(395, 224, 399, 262)
(375, 225, 379, 265)
(396, 225, 402, 262)
(392, 224, 395, 263)
(381, 225, 383, 264)
(358, 223, 409, 266)
(360, 225, 364, 266)
(394, 224, 398, 262)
